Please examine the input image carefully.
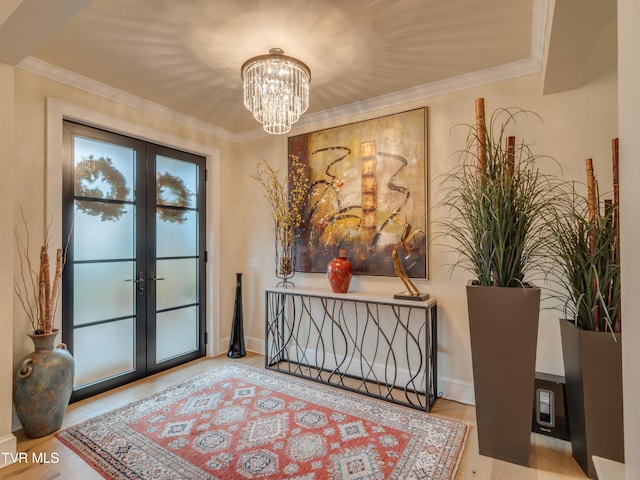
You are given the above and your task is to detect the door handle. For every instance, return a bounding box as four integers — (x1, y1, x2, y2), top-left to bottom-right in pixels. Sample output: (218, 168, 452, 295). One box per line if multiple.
(125, 272, 145, 294)
(149, 273, 164, 293)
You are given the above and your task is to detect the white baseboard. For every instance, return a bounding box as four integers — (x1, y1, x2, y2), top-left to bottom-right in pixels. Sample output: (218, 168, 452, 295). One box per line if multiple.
(245, 336, 265, 355)
(217, 337, 476, 406)
(11, 408, 22, 433)
(438, 376, 475, 405)
(216, 336, 264, 358)
(593, 456, 626, 480)
(215, 336, 228, 357)
(274, 345, 433, 397)
(0, 433, 17, 469)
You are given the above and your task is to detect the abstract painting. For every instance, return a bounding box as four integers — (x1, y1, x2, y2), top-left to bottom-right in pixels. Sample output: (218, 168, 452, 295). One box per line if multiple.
(288, 107, 427, 277)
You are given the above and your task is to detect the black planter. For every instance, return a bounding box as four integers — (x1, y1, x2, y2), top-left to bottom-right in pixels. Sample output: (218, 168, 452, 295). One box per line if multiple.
(227, 273, 246, 358)
(559, 319, 624, 478)
(466, 282, 540, 467)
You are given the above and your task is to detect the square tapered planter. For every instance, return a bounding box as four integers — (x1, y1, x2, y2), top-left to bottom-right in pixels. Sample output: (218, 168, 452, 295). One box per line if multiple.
(559, 319, 624, 478)
(467, 282, 540, 466)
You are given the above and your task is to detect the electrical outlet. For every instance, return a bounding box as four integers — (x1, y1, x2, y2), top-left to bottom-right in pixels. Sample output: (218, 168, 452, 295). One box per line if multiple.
(248, 258, 260, 269)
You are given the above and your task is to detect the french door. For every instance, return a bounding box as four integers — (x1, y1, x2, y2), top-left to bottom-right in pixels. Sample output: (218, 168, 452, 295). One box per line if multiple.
(62, 121, 206, 401)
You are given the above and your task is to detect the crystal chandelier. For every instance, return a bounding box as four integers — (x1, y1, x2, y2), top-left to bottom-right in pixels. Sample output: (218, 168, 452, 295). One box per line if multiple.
(241, 48, 311, 135)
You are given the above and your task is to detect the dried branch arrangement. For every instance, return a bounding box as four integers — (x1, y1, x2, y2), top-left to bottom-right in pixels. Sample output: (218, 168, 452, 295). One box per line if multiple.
(549, 140, 621, 333)
(439, 98, 563, 287)
(14, 209, 69, 334)
(251, 155, 310, 279)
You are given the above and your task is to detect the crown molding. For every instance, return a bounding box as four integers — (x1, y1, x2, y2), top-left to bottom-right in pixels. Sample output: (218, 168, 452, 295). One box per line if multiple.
(291, 0, 549, 135)
(237, 0, 550, 141)
(240, 56, 544, 142)
(231, 51, 545, 142)
(17, 0, 549, 144)
(17, 56, 238, 143)
(297, 57, 542, 132)
(531, 0, 550, 68)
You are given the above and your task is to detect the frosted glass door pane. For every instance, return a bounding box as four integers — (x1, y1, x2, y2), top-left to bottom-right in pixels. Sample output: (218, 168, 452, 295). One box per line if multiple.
(156, 210, 197, 257)
(74, 136, 134, 202)
(156, 259, 197, 311)
(74, 202, 135, 261)
(156, 156, 197, 208)
(74, 262, 135, 325)
(65, 121, 205, 396)
(156, 307, 198, 362)
(154, 153, 201, 367)
(73, 319, 135, 388)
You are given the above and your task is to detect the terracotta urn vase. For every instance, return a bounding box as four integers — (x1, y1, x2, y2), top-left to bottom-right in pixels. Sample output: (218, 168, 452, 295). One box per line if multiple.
(13, 329, 75, 438)
(327, 257, 353, 293)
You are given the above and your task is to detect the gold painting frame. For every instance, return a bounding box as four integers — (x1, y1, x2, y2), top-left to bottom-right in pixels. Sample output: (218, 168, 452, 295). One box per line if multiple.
(288, 107, 427, 277)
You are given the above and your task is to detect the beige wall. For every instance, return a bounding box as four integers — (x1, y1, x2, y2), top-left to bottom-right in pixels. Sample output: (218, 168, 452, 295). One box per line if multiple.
(619, 0, 639, 476)
(0, 62, 17, 466)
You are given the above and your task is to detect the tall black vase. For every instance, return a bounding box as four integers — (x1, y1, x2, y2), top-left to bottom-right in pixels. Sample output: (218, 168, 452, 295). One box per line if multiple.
(227, 273, 246, 358)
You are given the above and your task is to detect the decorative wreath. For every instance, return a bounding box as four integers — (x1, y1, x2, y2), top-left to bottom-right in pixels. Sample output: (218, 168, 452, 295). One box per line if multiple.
(156, 172, 191, 224)
(75, 156, 129, 222)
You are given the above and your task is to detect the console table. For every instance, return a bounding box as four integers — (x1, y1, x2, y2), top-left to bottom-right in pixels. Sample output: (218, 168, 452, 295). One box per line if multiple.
(264, 287, 437, 411)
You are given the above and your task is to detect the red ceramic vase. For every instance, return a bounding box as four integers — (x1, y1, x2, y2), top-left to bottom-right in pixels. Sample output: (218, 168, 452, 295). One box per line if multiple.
(327, 257, 353, 293)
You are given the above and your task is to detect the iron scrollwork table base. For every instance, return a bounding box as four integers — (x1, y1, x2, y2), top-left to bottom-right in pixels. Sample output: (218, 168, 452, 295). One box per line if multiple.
(264, 287, 437, 412)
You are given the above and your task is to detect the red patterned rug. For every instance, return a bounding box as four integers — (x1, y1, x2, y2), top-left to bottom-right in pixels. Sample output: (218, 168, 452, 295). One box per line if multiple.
(56, 363, 467, 479)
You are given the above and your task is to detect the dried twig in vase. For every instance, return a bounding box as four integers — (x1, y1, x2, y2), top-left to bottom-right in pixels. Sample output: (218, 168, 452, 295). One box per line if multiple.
(14, 208, 70, 334)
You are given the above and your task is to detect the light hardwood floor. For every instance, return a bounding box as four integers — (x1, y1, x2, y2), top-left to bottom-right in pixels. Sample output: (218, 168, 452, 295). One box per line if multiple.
(0, 353, 589, 480)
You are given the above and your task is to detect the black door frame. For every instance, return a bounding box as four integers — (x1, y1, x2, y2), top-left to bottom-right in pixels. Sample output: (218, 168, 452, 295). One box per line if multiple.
(62, 121, 206, 402)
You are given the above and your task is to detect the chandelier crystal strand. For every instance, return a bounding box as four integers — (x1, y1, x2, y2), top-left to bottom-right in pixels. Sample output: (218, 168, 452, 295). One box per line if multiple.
(242, 49, 310, 134)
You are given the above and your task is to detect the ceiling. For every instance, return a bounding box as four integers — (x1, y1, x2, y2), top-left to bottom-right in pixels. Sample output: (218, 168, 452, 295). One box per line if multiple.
(0, 0, 616, 140)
